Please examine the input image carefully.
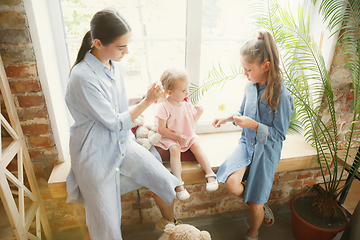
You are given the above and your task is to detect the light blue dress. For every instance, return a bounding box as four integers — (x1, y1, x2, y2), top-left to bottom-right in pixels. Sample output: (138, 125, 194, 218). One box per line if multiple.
(216, 81, 294, 204)
(65, 51, 181, 240)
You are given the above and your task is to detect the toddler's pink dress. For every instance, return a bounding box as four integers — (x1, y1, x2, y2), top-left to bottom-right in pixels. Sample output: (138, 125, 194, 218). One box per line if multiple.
(155, 99, 200, 152)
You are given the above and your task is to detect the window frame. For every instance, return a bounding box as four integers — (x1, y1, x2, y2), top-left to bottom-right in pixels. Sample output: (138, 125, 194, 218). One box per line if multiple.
(24, 0, 72, 163)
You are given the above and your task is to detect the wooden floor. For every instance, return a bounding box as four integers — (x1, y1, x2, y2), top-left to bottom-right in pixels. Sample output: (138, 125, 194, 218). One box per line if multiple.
(342, 180, 360, 214)
(0, 200, 14, 239)
(1, 181, 359, 239)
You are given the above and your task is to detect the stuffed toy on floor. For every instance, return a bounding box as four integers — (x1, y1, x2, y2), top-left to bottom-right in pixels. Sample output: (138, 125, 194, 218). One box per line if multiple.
(131, 115, 161, 150)
(158, 223, 211, 240)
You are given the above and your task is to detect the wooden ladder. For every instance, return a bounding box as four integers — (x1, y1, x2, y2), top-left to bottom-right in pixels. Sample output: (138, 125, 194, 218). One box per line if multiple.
(0, 55, 53, 240)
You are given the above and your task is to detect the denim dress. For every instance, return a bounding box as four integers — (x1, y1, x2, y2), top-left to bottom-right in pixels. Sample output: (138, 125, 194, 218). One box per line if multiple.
(65, 51, 181, 240)
(216, 81, 294, 204)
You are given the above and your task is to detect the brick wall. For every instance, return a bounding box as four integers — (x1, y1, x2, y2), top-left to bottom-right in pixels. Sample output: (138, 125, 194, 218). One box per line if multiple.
(327, 44, 358, 145)
(41, 168, 327, 234)
(0, 0, 59, 181)
(122, 169, 325, 225)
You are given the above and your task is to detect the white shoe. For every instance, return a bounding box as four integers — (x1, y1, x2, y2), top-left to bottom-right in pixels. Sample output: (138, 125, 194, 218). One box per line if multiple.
(205, 173, 219, 192)
(176, 181, 190, 200)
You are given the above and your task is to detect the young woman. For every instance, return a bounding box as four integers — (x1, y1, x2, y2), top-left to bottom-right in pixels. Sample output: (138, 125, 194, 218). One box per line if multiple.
(65, 8, 181, 240)
(213, 31, 294, 240)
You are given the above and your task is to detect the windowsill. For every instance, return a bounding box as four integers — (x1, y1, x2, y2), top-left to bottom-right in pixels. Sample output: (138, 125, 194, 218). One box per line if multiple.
(48, 131, 318, 198)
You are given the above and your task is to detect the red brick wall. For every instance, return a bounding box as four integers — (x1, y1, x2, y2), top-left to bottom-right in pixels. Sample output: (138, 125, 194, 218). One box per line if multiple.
(43, 168, 326, 234)
(322, 44, 358, 146)
(0, 0, 59, 181)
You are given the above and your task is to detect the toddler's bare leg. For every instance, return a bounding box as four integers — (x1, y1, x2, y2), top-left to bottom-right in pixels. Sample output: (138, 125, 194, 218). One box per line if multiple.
(169, 145, 183, 191)
(189, 143, 215, 182)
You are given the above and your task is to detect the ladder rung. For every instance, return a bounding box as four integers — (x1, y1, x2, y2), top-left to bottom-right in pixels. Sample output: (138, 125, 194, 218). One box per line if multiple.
(25, 201, 40, 231)
(1, 140, 22, 169)
(4, 168, 36, 201)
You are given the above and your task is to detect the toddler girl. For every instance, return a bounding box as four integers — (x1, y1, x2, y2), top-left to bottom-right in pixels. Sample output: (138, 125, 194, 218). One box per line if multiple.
(155, 68, 219, 201)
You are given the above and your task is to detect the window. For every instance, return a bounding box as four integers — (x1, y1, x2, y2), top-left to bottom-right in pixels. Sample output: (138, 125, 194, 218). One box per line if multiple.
(197, 0, 256, 130)
(61, 0, 187, 97)
(59, 0, 260, 132)
(24, 0, 337, 161)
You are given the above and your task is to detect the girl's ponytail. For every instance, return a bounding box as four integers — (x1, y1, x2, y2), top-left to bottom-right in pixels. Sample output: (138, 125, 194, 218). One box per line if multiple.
(71, 31, 93, 72)
(261, 31, 282, 112)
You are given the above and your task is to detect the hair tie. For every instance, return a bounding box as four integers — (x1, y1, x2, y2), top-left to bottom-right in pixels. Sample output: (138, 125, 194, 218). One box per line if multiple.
(257, 33, 264, 40)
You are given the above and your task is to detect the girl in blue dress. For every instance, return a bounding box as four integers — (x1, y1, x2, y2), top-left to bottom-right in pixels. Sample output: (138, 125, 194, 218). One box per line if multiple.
(212, 31, 294, 240)
(65, 8, 181, 240)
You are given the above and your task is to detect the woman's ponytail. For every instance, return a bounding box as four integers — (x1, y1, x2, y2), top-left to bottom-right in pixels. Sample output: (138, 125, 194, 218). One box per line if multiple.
(70, 31, 93, 72)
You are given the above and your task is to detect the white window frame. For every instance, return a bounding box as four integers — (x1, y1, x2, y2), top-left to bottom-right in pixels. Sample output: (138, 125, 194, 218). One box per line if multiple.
(24, 0, 72, 163)
(23, 0, 338, 162)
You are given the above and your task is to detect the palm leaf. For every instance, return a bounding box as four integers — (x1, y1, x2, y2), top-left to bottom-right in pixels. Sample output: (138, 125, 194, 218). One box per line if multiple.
(188, 63, 243, 105)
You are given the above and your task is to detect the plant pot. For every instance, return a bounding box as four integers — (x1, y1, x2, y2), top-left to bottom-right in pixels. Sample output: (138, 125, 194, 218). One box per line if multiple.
(290, 192, 348, 240)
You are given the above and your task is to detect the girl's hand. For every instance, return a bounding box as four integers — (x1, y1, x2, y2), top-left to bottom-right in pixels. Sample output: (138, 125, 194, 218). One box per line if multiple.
(212, 118, 228, 128)
(193, 105, 204, 122)
(233, 116, 258, 131)
(177, 135, 188, 146)
(194, 105, 204, 113)
(145, 82, 164, 103)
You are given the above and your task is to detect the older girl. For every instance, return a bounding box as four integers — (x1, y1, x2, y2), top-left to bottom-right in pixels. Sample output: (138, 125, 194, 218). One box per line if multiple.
(213, 31, 294, 240)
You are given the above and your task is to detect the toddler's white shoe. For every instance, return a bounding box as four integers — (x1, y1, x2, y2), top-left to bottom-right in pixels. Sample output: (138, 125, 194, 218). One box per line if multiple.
(205, 173, 219, 192)
(176, 181, 190, 201)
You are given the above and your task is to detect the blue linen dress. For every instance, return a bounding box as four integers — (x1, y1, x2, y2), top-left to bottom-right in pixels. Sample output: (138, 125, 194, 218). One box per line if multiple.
(216, 81, 294, 204)
(65, 51, 181, 240)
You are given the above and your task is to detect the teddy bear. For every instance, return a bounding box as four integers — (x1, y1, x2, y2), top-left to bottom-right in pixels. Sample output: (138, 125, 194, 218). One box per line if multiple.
(131, 115, 162, 150)
(158, 223, 211, 240)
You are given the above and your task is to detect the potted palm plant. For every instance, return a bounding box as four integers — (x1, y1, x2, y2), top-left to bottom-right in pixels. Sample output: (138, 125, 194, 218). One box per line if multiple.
(189, 0, 359, 239)
(283, 0, 360, 239)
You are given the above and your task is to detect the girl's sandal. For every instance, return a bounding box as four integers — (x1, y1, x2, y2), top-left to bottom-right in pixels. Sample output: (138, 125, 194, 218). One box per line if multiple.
(263, 203, 275, 226)
(205, 173, 219, 192)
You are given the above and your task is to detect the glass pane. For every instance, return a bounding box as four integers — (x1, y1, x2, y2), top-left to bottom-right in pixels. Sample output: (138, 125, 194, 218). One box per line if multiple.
(60, 0, 186, 100)
(123, 41, 186, 97)
(61, 0, 186, 39)
(198, 0, 258, 124)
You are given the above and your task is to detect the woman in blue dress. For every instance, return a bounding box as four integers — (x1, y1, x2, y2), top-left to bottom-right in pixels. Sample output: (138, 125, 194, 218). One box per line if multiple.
(213, 31, 294, 240)
(65, 8, 181, 240)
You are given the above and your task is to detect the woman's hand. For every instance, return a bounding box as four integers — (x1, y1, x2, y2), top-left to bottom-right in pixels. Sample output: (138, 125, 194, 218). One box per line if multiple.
(129, 82, 163, 121)
(233, 116, 258, 131)
(144, 82, 164, 103)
